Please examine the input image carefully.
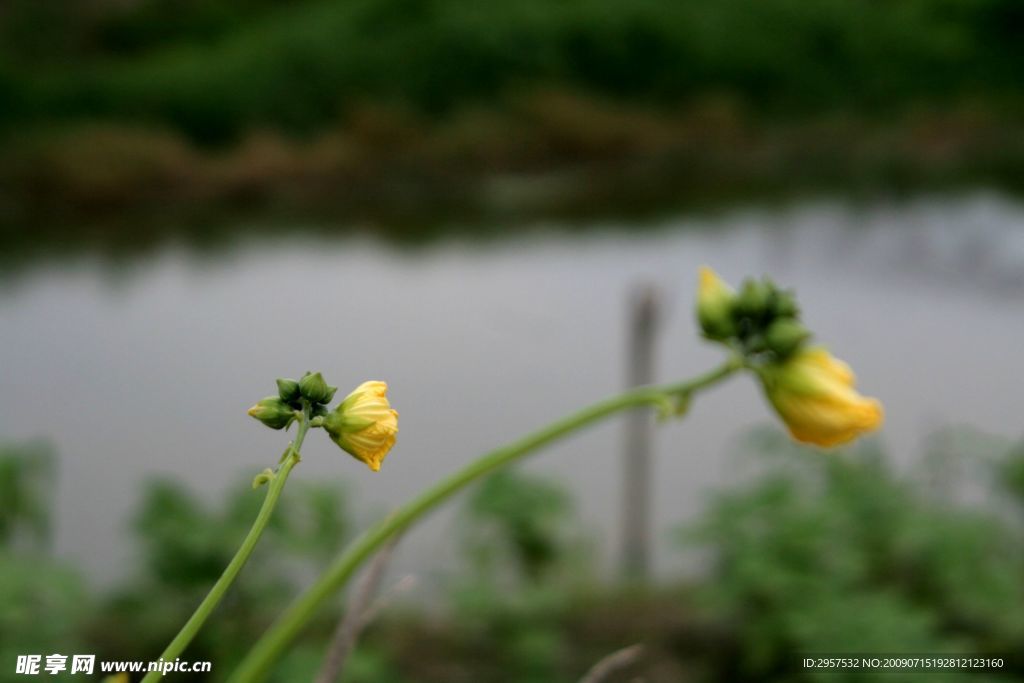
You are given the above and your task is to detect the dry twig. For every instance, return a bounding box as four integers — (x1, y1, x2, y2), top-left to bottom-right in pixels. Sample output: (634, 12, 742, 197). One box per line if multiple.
(313, 538, 400, 683)
(578, 644, 646, 683)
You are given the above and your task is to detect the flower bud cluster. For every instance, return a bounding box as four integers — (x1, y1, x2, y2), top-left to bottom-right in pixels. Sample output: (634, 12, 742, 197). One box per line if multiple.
(696, 266, 883, 448)
(248, 371, 398, 471)
(696, 266, 810, 361)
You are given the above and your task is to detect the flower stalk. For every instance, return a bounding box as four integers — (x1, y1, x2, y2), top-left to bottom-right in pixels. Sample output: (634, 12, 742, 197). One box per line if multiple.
(227, 358, 742, 683)
(139, 403, 312, 683)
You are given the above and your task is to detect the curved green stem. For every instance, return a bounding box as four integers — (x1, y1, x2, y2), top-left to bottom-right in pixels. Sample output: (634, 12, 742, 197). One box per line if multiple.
(141, 406, 312, 683)
(229, 358, 741, 683)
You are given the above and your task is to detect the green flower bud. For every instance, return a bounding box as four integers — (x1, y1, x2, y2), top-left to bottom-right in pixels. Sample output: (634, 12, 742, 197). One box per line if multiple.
(276, 378, 301, 404)
(696, 266, 737, 340)
(764, 319, 811, 358)
(735, 278, 773, 319)
(771, 290, 800, 319)
(299, 372, 333, 404)
(247, 396, 296, 430)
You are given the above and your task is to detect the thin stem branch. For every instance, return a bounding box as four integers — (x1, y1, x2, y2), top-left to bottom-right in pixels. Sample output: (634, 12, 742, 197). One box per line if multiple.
(229, 358, 741, 683)
(140, 404, 312, 683)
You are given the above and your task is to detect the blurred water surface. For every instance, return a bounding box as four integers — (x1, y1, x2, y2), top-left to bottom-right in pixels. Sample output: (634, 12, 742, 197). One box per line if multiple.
(2, 190, 1023, 587)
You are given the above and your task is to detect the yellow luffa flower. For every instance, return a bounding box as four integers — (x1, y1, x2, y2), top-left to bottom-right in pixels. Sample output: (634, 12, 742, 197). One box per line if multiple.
(323, 381, 398, 471)
(759, 347, 883, 447)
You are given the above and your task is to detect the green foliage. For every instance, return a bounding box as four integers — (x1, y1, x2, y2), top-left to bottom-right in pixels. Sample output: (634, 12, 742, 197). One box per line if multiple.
(0, 443, 88, 682)
(461, 468, 582, 583)
(2, 430, 1023, 681)
(682, 428, 1024, 681)
(446, 468, 592, 683)
(0, 441, 55, 551)
(271, 643, 408, 683)
(132, 476, 352, 588)
(445, 577, 571, 683)
(998, 440, 1024, 509)
(0, 553, 90, 683)
(1, 0, 1023, 142)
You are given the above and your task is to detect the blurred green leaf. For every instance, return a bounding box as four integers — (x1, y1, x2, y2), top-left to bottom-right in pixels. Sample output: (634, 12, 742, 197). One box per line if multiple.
(0, 441, 56, 551)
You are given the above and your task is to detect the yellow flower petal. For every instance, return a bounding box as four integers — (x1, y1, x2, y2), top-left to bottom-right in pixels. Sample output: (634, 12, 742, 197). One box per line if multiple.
(324, 381, 399, 471)
(761, 347, 883, 447)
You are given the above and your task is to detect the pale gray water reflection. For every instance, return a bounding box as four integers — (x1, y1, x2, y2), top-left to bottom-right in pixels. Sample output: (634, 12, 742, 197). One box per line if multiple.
(2, 190, 1024, 588)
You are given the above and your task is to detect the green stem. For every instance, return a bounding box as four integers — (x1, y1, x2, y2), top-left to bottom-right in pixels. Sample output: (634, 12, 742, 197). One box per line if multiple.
(141, 406, 312, 683)
(229, 358, 741, 683)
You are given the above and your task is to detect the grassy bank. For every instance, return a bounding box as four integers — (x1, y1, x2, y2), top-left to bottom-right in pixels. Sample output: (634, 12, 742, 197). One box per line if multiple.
(3, 0, 1023, 251)
(2, 94, 1024, 243)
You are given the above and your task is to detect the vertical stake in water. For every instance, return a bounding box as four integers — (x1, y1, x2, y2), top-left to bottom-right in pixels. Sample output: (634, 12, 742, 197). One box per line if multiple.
(621, 284, 659, 581)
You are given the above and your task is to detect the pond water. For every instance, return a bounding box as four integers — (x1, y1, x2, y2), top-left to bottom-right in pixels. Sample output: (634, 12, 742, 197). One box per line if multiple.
(3, 190, 1024, 588)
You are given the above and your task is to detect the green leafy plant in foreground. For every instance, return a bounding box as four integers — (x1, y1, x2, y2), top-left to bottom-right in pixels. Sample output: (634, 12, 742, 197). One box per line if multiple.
(4, 425, 1024, 681)
(684, 428, 1024, 682)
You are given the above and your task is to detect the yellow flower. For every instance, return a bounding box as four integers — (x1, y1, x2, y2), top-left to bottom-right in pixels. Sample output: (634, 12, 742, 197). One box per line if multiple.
(323, 381, 398, 471)
(696, 265, 737, 340)
(759, 347, 883, 447)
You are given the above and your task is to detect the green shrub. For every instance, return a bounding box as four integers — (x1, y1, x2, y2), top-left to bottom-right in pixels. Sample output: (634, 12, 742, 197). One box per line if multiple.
(682, 428, 1024, 681)
(2, 0, 1023, 142)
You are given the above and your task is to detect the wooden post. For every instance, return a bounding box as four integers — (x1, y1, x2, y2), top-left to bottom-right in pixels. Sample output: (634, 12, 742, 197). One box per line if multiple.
(621, 284, 659, 581)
